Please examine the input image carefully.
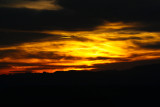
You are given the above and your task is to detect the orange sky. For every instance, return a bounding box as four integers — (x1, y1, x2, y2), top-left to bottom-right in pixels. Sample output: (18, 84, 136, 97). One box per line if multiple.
(1, 22, 160, 74)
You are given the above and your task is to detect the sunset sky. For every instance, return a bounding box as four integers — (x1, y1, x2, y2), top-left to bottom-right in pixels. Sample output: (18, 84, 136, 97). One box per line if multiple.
(1, 0, 160, 74)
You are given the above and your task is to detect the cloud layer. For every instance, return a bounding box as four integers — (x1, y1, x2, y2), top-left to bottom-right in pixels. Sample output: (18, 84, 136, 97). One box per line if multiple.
(0, 0, 160, 74)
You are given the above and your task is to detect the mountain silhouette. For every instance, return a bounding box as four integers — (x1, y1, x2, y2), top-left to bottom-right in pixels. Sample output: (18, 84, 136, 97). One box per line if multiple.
(1, 63, 160, 107)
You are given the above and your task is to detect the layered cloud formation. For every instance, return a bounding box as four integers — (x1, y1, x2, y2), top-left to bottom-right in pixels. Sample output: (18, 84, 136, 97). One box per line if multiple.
(0, 0, 160, 74)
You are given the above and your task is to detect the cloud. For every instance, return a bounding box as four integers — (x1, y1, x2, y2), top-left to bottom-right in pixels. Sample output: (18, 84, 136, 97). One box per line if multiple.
(0, 7, 103, 31)
(0, 0, 160, 32)
(58, 0, 160, 23)
(1, 23, 160, 73)
(93, 58, 160, 71)
(135, 42, 160, 50)
(9, 71, 33, 73)
(58, 0, 160, 32)
(1, 0, 160, 74)
(107, 37, 142, 41)
(0, 30, 55, 46)
(0, 0, 62, 10)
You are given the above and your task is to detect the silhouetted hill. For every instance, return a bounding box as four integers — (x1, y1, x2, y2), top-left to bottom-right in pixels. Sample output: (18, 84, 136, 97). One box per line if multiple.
(1, 63, 160, 107)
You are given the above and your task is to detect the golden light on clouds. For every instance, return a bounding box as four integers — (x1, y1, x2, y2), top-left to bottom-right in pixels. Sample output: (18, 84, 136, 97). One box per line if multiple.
(0, 0, 62, 10)
(1, 22, 160, 74)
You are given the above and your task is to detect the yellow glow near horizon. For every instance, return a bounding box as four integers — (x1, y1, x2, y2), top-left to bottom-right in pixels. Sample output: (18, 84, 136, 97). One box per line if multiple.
(1, 22, 160, 74)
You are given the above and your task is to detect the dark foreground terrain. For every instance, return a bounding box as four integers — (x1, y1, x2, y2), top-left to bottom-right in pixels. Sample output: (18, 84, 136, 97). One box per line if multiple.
(1, 64, 160, 107)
